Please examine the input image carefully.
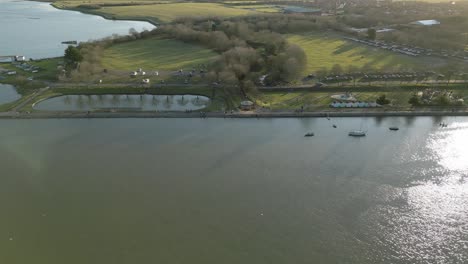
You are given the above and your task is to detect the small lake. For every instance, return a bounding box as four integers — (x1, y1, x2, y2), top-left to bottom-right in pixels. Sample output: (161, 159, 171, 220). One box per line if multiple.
(0, 83, 21, 105)
(0, 0, 155, 59)
(34, 94, 210, 111)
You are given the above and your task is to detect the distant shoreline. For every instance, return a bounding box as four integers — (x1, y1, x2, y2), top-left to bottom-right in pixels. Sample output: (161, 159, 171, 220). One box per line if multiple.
(29, 0, 160, 26)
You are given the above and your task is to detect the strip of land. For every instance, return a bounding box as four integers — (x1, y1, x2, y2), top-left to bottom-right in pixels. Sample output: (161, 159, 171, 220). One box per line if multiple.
(2, 108, 468, 119)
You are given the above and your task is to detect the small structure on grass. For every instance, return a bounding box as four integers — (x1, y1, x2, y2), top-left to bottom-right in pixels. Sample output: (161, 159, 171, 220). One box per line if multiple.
(15, 56, 26, 62)
(331, 93, 357, 102)
(410, 20, 441, 26)
(240, 100, 254, 110)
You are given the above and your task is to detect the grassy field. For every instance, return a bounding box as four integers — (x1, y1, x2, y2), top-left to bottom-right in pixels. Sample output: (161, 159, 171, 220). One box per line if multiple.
(60, 2, 257, 22)
(101, 37, 219, 71)
(253, 90, 417, 110)
(287, 33, 446, 74)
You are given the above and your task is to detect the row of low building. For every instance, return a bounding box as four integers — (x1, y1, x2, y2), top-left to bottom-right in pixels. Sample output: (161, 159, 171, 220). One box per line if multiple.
(344, 20, 468, 60)
(344, 37, 423, 57)
(322, 71, 435, 83)
(330, 101, 382, 108)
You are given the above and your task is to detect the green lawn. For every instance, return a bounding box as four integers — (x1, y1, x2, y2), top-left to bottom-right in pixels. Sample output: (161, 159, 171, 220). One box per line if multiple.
(101, 37, 219, 71)
(96, 3, 256, 22)
(254, 90, 416, 110)
(287, 33, 444, 74)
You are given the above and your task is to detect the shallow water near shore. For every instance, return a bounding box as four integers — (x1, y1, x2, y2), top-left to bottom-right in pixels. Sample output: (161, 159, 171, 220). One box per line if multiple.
(1, 117, 467, 263)
(0, 0, 154, 59)
(34, 94, 210, 111)
(0, 83, 21, 105)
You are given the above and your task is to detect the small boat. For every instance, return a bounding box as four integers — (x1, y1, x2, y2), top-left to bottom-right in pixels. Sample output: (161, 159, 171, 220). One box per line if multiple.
(348, 130, 366, 137)
(332, 124, 337, 128)
(389, 127, 399, 131)
(61, 40, 78, 45)
(304, 132, 315, 137)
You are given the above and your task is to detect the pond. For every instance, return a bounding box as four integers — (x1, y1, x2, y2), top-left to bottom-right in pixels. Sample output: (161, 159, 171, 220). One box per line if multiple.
(34, 94, 210, 111)
(0, 0, 155, 59)
(0, 83, 21, 105)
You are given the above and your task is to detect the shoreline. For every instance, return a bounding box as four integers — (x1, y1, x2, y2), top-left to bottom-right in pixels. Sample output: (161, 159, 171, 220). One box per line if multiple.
(1, 109, 468, 119)
(32, 0, 161, 27)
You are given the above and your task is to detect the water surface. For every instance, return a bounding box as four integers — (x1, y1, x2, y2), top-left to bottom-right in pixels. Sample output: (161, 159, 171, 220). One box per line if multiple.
(0, 0, 155, 59)
(0, 117, 467, 263)
(34, 94, 210, 111)
(0, 83, 21, 105)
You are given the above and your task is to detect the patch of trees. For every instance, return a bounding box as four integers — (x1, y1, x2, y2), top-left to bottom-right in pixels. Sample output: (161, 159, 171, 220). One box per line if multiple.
(367, 28, 376, 40)
(64, 46, 83, 68)
(158, 17, 309, 88)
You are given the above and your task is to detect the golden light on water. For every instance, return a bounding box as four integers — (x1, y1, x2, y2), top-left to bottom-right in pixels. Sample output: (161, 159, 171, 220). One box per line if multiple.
(401, 121, 468, 261)
(429, 121, 468, 173)
(366, 120, 468, 262)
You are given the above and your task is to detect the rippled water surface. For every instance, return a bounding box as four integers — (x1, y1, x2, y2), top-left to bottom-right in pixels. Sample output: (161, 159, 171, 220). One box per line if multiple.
(0, 0, 154, 59)
(34, 94, 210, 111)
(0, 117, 467, 263)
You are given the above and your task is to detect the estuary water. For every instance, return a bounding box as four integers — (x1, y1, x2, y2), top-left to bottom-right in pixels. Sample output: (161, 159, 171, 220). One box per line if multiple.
(0, 117, 467, 264)
(0, 83, 20, 105)
(0, 0, 155, 59)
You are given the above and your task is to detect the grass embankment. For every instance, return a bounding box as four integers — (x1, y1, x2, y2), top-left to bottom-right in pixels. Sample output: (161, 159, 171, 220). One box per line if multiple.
(54, 2, 256, 23)
(101, 37, 219, 71)
(287, 33, 445, 73)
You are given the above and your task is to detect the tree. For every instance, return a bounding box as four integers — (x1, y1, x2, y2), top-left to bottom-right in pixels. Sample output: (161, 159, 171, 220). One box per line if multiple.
(376, 94, 390, 105)
(331, 64, 343, 75)
(64, 46, 83, 66)
(440, 63, 459, 86)
(408, 95, 420, 106)
(367, 28, 376, 40)
(435, 95, 450, 106)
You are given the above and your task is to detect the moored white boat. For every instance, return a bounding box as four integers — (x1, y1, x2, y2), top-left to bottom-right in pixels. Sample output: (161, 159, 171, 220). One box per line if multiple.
(348, 130, 366, 137)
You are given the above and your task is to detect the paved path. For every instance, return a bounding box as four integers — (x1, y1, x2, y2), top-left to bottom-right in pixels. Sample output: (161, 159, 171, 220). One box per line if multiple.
(1, 109, 468, 119)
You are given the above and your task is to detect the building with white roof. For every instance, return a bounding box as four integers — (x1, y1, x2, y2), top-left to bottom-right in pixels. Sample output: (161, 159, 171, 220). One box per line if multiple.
(411, 20, 441, 26)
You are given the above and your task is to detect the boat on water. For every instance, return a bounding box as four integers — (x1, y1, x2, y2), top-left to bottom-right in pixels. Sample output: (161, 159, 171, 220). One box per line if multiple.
(332, 124, 337, 128)
(304, 132, 315, 137)
(439, 123, 448, 127)
(62, 40, 78, 45)
(389, 127, 399, 131)
(348, 130, 366, 137)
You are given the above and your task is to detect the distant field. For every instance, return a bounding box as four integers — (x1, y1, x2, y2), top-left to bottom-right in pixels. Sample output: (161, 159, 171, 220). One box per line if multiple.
(101, 37, 219, 71)
(287, 33, 444, 74)
(230, 4, 281, 13)
(94, 3, 256, 22)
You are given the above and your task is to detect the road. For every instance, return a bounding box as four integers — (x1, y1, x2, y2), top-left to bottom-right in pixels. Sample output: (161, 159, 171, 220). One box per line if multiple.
(1, 108, 468, 119)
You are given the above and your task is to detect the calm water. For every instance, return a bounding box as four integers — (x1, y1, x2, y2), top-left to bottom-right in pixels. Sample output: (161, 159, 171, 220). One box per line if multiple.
(34, 94, 210, 111)
(0, 84, 20, 105)
(0, 0, 154, 59)
(0, 117, 467, 263)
